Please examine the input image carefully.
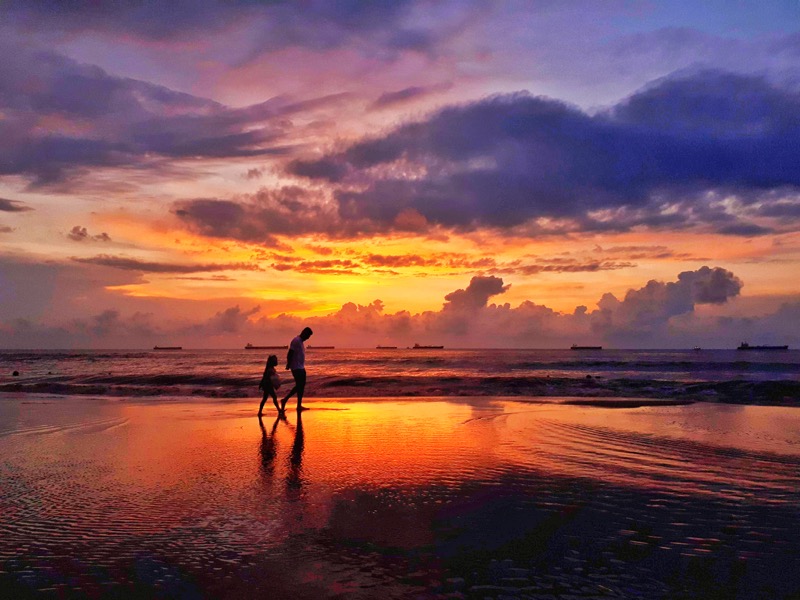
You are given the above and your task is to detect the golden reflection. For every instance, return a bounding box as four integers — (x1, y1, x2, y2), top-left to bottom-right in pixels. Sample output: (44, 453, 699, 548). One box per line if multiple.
(105, 399, 800, 503)
(3, 397, 800, 549)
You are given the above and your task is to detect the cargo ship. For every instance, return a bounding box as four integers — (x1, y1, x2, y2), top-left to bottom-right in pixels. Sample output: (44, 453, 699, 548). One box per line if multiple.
(570, 344, 602, 350)
(737, 342, 789, 351)
(376, 345, 398, 349)
(412, 343, 444, 349)
(308, 345, 335, 349)
(153, 346, 182, 350)
(245, 343, 287, 350)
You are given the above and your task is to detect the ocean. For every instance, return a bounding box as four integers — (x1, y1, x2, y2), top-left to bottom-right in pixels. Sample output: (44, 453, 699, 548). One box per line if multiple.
(1, 348, 799, 404)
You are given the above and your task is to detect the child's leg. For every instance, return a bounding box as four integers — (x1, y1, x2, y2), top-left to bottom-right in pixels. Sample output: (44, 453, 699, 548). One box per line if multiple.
(271, 390, 280, 412)
(258, 392, 269, 415)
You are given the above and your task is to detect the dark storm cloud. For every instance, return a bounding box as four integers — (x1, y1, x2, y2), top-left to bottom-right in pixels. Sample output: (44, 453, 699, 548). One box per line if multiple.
(288, 70, 800, 236)
(0, 198, 33, 212)
(71, 255, 262, 274)
(0, 46, 305, 185)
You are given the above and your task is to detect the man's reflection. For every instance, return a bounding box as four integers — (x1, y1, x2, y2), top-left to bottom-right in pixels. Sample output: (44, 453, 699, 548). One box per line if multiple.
(286, 411, 305, 492)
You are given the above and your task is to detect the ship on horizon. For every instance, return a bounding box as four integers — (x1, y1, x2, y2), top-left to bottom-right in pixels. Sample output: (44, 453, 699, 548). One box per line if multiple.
(153, 345, 182, 350)
(570, 344, 602, 350)
(245, 343, 287, 350)
(737, 342, 789, 351)
(376, 345, 398, 349)
(412, 343, 444, 349)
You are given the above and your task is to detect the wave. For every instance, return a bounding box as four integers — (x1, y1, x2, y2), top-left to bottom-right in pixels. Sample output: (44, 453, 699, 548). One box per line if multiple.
(509, 359, 800, 373)
(2, 373, 799, 406)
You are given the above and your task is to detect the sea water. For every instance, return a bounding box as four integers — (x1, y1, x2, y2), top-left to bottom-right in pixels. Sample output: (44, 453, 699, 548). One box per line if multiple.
(1, 348, 798, 400)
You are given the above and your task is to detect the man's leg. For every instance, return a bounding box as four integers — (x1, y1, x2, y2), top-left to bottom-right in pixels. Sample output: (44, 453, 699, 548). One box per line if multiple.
(293, 369, 307, 410)
(280, 383, 297, 412)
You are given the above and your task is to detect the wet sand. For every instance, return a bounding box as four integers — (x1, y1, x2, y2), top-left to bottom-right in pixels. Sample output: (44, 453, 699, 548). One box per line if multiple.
(1, 396, 799, 598)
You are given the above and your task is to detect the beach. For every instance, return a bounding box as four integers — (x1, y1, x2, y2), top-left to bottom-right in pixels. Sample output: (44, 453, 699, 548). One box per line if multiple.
(2, 394, 799, 598)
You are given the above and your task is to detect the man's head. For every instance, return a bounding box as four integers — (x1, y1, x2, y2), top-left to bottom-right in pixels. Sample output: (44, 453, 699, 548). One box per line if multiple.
(300, 327, 313, 340)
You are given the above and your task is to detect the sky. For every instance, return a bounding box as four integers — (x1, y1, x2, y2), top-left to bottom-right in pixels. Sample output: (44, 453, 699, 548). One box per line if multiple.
(1, 0, 800, 349)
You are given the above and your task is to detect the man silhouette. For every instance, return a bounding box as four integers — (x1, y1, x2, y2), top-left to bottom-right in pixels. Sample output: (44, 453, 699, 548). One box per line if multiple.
(280, 327, 313, 412)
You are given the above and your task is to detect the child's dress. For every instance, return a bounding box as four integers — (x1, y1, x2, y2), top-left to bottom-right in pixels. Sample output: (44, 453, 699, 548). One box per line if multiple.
(266, 367, 281, 390)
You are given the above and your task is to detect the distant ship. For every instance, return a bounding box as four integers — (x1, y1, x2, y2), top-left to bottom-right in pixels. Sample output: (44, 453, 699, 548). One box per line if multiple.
(245, 343, 287, 350)
(308, 345, 335, 349)
(570, 344, 602, 350)
(376, 345, 398, 349)
(412, 343, 444, 349)
(737, 342, 789, 351)
(153, 346, 182, 350)
(693, 346, 702, 351)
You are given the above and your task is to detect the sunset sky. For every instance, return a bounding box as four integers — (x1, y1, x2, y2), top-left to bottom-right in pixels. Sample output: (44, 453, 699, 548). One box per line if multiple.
(1, 1, 799, 349)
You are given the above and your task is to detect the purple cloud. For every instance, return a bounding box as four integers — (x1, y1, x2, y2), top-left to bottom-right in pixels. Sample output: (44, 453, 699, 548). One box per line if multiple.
(67, 226, 112, 242)
(71, 255, 262, 274)
(0, 198, 33, 212)
(370, 82, 453, 110)
(443, 276, 509, 311)
(2, 1, 434, 56)
(285, 70, 800, 237)
(0, 46, 310, 185)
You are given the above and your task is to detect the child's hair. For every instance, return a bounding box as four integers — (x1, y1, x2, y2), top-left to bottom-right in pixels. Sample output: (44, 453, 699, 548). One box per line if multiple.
(266, 354, 278, 368)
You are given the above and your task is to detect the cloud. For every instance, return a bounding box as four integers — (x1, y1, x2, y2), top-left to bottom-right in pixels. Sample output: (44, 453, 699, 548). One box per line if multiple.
(188, 305, 261, 335)
(370, 82, 453, 110)
(2, 264, 794, 349)
(283, 70, 800, 237)
(443, 276, 509, 311)
(0, 198, 33, 212)
(716, 223, 773, 236)
(271, 257, 362, 275)
(2, 1, 438, 61)
(590, 266, 743, 342)
(173, 187, 343, 244)
(0, 45, 323, 186)
(2, 1, 248, 41)
(67, 226, 112, 242)
(0, 226, 14, 233)
(492, 260, 635, 276)
(71, 254, 262, 274)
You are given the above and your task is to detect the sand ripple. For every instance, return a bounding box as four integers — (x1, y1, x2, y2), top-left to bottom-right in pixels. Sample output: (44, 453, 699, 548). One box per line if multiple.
(1, 398, 799, 598)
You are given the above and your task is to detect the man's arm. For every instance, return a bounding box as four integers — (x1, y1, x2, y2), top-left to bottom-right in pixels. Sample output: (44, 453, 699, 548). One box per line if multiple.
(285, 349, 294, 370)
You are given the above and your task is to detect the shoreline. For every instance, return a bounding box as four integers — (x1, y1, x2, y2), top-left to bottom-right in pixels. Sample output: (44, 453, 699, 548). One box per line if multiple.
(1, 393, 699, 412)
(2, 374, 798, 407)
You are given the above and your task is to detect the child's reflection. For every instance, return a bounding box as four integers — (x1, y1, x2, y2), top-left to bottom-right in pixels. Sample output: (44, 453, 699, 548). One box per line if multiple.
(257, 412, 305, 493)
(258, 413, 283, 479)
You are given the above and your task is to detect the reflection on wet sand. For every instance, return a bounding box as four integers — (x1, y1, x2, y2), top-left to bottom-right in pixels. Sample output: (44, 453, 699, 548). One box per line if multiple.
(258, 414, 281, 479)
(0, 397, 799, 598)
(287, 411, 305, 492)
